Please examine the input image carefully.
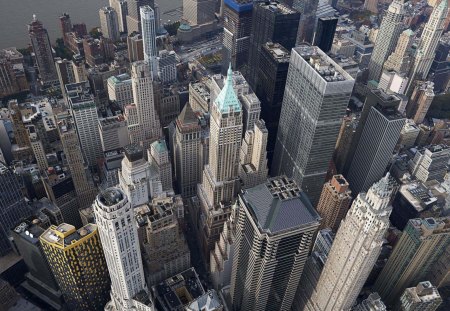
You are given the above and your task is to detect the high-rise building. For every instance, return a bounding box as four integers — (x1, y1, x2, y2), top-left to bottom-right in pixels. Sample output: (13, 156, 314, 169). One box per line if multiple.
(28, 15, 58, 85)
(429, 41, 450, 93)
(135, 196, 190, 286)
(364, 0, 379, 13)
(346, 91, 405, 194)
(197, 65, 243, 261)
(0, 162, 32, 256)
(11, 220, 64, 309)
(374, 217, 450, 306)
(238, 119, 269, 189)
(246, 1, 300, 89)
(65, 82, 103, 167)
(222, 0, 253, 70)
(98, 115, 131, 153)
(59, 12, 72, 40)
(172, 103, 208, 198)
(107, 73, 134, 109)
(93, 188, 155, 311)
(127, 32, 144, 62)
(127, 61, 162, 149)
(408, 0, 448, 88)
(313, 16, 338, 53)
(230, 176, 320, 311)
(126, 0, 154, 33)
(272, 45, 355, 205)
(306, 174, 395, 311)
(316, 174, 352, 232)
(367, 0, 405, 82)
(183, 0, 216, 25)
(406, 81, 435, 124)
(148, 139, 173, 192)
(0, 48, 29, 98)
(383, 29, 414, 75)
(158, 50, 177, 84)
(55, 58, 76, 96)
(399, 281, 442, 311)
(290, 0, 320, 44)
(100, 7, 120, 41)
(409, 144, 450, 183)
(353, 293, 387, 311)
(141, 5, 158, 78)
(255, 43, 290, 168)
(109, 0, 128, 33)
(40, 223, 111, 311)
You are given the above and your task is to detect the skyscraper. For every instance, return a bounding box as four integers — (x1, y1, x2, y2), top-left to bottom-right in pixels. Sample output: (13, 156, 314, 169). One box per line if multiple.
(408, 144, 450, 183)
(222, 0, 253, 70)
(246, 1, 300, 89)
(408, 0, 448, 86)
(316, 174, 352, 232)
(313, 16, 338, 53)
(290, 0, 320, 44)
(272, 45, 355, 204)
(55, 58, 76, 95)
(126, 0, 154, 33)
(429, 41, 450, 93)
(109, 0, 128, 33)
(28, 15, 58, 85)
(399, 281, 442, 311)
(127, 61, 162, 149)
(346, 91, 405, 194)
(197, 65, 243, 261)
(306, 174, 395, 311)
(230, 176, 320, 311)
(100, 7, 120, 42)
(367, 0, 405, 82)
(0, 162, 32, 256)
(148, 139, 173, 192)
(353, 293, 387, 311)
(141, 5, 158, 78)
(183, 0, 216, 25)
(65, 82, 103, 168)
(127, 32, 144, 62)
(374, 217, 450, 306)
(406, 80, 435, 124)
(93, 188, 155, 311)
(383, 29, 414, 75)
(40, 223, 111, 311)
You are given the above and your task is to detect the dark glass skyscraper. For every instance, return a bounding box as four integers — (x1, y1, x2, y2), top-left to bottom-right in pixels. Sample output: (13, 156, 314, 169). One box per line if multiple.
(246, 1, 300, 89)
(429, 41, 450, 93)
(313, 16, 338, 53)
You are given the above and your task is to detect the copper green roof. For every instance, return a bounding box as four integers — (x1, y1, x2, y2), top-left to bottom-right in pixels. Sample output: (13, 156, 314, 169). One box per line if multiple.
(214, 64, 241, 113)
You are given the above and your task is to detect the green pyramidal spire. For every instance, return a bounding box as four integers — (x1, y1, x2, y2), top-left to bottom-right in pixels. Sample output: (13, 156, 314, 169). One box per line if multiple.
(214, 63, 241, 113)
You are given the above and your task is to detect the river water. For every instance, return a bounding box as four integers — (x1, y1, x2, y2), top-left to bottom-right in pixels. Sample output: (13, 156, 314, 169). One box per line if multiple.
(0, 0, 182, 49)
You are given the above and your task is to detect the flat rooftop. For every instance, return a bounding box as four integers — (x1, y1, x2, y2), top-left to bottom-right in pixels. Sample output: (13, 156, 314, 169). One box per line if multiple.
(40, 223, 97, 248)
(108, 73, 131, 85)
(241, 176, 320, 234)
(258, 1, 297, 15)
(263, 42, 290, 63)
(65, 82, 94, 105)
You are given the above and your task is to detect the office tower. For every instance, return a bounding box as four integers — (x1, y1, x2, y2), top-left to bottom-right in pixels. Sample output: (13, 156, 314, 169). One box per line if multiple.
(238, 119, 269, 189)
(331, 37, 356, 57)
(28, 15, 58, 85)
(11, 220, 64, 309)
(172, 103, 206, 198)
(119, 144, 152, 207)
(59, 12, 72, 39)
(189, 81, 210, 112)
(364, 0, 379, 13)
(55, 58, 75, 95)
(406, 81, 435, 124)
(141, 6, 158, 78)
(316, 174, 351, 232)
(197, 65, 243, 261)
(210, 69, 260, 134)
(0, 163, 32, 256)
(367, 0, 405, 82)
(334, 114, 358, 174)
(272, 45, 354, 205)
(247, 1, 299, 89)
(107, 73, 133, 109)
(429, 41, 450, 93)
(254, 43, 289, 167)
(56, 113, 97, 225)
(183, 0, 216, 25)
(383, 29, 414, 75)
(154, 85, 181, 127)
(126, 0, 154, 34)
(292, 229, 334, 310)
(128, 61, 162, 149)
(109, 0, 128, 32)
(152, 268, 223, 311)
(93, 188, 155, 311)
(100, 7, 120, 41)
(399, 281, 442, 311)
(374, 217, 450, 306)
(346, 91, 405, 195)
(65, 82, 102, 167)
(353, 293, 387, 311)
(408, 0, 448, 85)
(40, 223, 110, 311)
(306, 174, 395, 311)
(136, 196, 190, 285)
(409, 145, 450, 183)
(230, 176, 320, 311)
(158, 50, 177, 84)
(398, 120, 420, 150)
(72, 58, 87, 83)
(222, 0, 253, 70)
(0, 48, 29, 98)
(291, 0, 320, 44)
(127, 33, 144, 62)
(0, 279, 19, 310)
(313, 17, 338, 53)
(8, 100, 32, 158)
(148, 139, 173, 192)
(98, 115, 130, 153)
